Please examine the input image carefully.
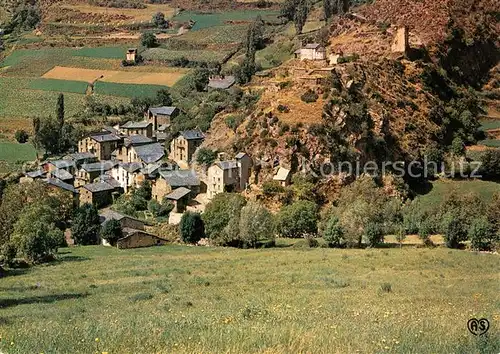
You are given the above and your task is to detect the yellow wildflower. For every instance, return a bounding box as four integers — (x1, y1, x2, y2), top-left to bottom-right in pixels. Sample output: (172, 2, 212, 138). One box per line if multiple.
(95, 338, 100, 342)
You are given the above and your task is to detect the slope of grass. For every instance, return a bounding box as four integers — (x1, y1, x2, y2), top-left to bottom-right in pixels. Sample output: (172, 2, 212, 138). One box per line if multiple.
(0, 141, 37, 163)
(94, 81, 167, 98)
(479, 118, 500, 131)
(478, 139, 500, 147)
(173, 10, 280, 30)
(28, 78, 89, 94)
(142, 47, 233, 63)
(0, 246, 498, 353)
(417, 179, 500, 208)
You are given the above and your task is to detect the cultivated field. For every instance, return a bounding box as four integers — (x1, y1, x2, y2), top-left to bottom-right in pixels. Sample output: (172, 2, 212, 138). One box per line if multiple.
(172, 10, 280, 31)
(0, 245, 498, 353)
(0, 141, 36, 163)
(43, 66, 187, 86)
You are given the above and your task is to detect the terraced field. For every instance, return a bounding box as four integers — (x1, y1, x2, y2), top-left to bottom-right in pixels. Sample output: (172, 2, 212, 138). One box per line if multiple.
(172, 9, 280, 30)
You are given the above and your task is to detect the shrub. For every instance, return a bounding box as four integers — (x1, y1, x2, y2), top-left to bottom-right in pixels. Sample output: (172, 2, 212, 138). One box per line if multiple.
(141, 32, 157, 48)
(395, 224, 406, 247)
(277, 104, 290, 113)
(14, 130, 29, 143)
(380, 283, 392, 293)
(442, 211, 467, 249)
(202, 193, 246, 241)
(300, 89, 319, 103)
(262, 180, 285, 196)
(100, 219, 123, 246)
(322, 215, 345, 247)
(365, 222, 384, 247)
(196, 148, 217, 166)
(179, 212, 205, 244)
(276, 200, 318, 238)
(468, 217, 497, 251)
(305, 235, 319, 248)
(238, 202, 274, 248)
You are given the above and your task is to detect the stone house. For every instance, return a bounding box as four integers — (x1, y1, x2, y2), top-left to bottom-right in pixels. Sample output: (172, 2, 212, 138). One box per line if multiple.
(208, 75, 236, 90)
(164, 187, 191, 213)
(110, 162, 143, 193)
(21, 169, 46, 183)
(294, 43, 326, 61)
(126, 48, 137, 62)
(43, 159, 76, 175)
(76, 161, 117, 187)
(113, 135, 154, 162)
(152, 169, 200, 202)
(78, 181, 115, 208)
(44, 177, 80, 207)
(145, 106, 179, 131)
(63, 152, 98, 168)
(48, 168, 74, 184)
(169, 128, 205, 164)
(273, 167, 291, 187)
(116, 230, 167, 249)
(78, 132, 122, 161)
(100, 209, 145, 231)
(207, 153, 252, 199)
(120, 121, 153, 138)
(128, 142, 165, 165)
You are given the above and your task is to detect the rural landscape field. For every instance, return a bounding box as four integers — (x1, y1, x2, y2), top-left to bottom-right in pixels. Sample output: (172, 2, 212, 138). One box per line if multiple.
(1, 0, 500, 352)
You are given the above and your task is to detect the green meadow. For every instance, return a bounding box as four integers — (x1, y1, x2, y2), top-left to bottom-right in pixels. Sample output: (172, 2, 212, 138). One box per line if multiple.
(173, 10, 280, 31)
(94, 81, 168, 98)
(0, 245, 498, 353)
(0, 141, 37, 163)
(28, 78, 89, 94)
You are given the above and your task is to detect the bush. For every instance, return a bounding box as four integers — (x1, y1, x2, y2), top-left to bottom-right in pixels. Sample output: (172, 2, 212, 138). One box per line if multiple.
(276, 200, 318, 238)
(179, 212, 205, 244)
(322, 215, 345, 247)
(100, 219, 123, 246)
(277, 104, 289, 113)
(202, 193, 246, 242)
(380, 282, 392, 293)
(300, 89, 319, 103)
(468, 217, 497, 251)
(141, 32, 157, 48)
(365, 222, 384, 247)
(262, 180, 285, 196)
(238, 202, 274, 248)
(442, 211, 467, 249)
(71, 204, 101, 246)
(196, 148, 217, 166)
(14, 130, 29, 143)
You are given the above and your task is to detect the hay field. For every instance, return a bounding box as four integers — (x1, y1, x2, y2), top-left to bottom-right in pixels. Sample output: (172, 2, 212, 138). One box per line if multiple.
(0, 245, 498, 353)
(42, 66, 187, 86)
(60, 3, 177, 23)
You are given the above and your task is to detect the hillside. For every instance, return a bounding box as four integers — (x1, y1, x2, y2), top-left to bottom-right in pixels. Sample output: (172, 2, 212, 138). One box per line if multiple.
(203, 0, 499, 182)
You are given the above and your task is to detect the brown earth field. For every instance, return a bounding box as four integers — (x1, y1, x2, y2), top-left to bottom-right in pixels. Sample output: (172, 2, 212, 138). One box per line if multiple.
(42, 66, 189, 86)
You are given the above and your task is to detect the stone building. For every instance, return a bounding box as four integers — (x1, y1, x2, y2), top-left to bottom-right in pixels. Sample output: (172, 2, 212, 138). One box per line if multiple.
(169, 129, 205, 164)
(78, 181, 115, 208)
(273, 167, 291, 187)
(207, 153, 252, 199)
(76, 161, 117, 187)
(110, 162, 143, 193)
(120, 121, 153, 138)
(116, 230, 167, 249)
(208, 75, 236, 90)
(126, 48, 137, 62)
(145, 106, 179, 131)
(152, 169, 200, 202)
(164, 187, 191, 213)
(78, 132, 122, 161)
(391, 26, 409, 55)
(294, 43, 326, 61)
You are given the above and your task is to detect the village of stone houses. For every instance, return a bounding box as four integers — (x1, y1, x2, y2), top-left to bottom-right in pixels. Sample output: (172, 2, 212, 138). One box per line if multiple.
(0, 0, 499, 352)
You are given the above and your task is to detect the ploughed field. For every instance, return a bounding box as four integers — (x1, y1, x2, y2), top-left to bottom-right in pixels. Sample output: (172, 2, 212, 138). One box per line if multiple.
(0, 245, 498, 353)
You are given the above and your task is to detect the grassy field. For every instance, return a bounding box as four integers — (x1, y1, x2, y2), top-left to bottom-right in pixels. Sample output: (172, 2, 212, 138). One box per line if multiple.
(478, 139, 500, 147)
(416, 179, 500, 208)
(94, 81, 168, 98)
(173, 10, 280, 30)
(142, 47, 233, 63)
(0, 141, 37, 163)
(479, 118, 500, 131)
(28, 78, 89, 94)
(176, 24, 250, 45)
(0, 245, 498, 353)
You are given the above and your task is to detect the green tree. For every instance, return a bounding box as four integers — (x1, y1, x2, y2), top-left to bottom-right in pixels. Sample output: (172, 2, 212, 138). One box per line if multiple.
(141, 32, 157, 48)
(196, 148, 217, 166)
(152, 12, 167, 28)
(179, 212, 205, 244)
(276, 200, 318, 238)
(56, 93, 65, 131)
(202, 193, 247, 241)
(238, 202, 274, 247)
(365, 222, 384, 247)
(10, 203, 64, 263)
(72, 204, 101, 245)
(193, 68, 210, 92)
(321, 214, 345, 247)
(395, 224, 407, 248)
(441, 211, 467, 249)
(468, 217, 497, 251)
(156, 89, 172, 106)
(100, 219, 123, 246)
(14, 129, 29, 143)
(294, 0, 310, 34)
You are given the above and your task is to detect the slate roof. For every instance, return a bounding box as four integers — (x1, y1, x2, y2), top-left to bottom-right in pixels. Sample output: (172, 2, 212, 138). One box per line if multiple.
(25, 170, 46, 178)
(64, 152, 96, 162)
(179, 128, 204, 140)
(121, 121, 152, 129)
(90, 132, 122, 143)
(304, 43, 322, 49)
(120, 162, 143, 173)
(157, 124, 170, 132)
(49, 159, 76, 169)
(44, 178, 78, 194)
(149, 106, 178, 116)
(100, 209, 127, 223)
(81, 160, 117, 173)
(82, 181, 115, 193)
(124, 134, 153, 146)
(217, 160, 238, 170)
(102, 126, 120, 135)
(165, 187, 191, 201)
(208, 75, 236, 89)
(273, 167, 291, 181)
(235, 152, 247, 159)
(97, 175, 122, 189)
(133, 143, 165, 164)
(51, 169, 74, 181)
(159, 170, 200, 187)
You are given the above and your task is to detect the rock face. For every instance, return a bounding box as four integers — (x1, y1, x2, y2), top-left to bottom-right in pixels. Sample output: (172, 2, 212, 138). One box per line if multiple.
(391, 27, 409, 55)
